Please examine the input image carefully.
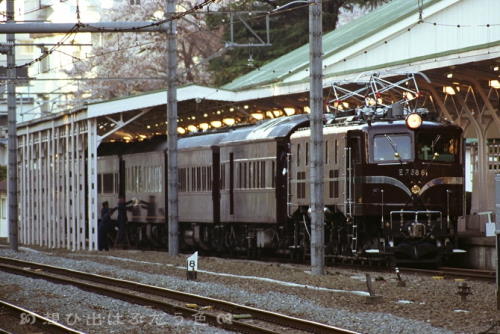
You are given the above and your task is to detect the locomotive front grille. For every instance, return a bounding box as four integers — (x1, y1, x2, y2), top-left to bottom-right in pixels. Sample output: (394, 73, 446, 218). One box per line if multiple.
(409, 223, 426, 238)
(389, 210, 443, 237)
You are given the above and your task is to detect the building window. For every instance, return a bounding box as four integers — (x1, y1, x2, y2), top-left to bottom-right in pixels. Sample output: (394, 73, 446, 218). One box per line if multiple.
(130, 0, 140, 4)
(40, 47, 50, 73)
(488, 139, 500, 170)
(1, 198, 5, 219)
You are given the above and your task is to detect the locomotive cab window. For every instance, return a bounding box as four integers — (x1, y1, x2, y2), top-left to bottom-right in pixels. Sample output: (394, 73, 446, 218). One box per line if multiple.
(416, 132, 458, 163)
(373, 134, 412, 162)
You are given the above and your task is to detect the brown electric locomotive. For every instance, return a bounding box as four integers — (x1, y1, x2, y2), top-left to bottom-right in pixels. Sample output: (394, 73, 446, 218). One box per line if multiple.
(290, 112, 464, 264)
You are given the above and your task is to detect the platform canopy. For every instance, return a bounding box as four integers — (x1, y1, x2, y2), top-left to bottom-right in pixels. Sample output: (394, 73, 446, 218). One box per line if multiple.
(224, 0, 500, 93)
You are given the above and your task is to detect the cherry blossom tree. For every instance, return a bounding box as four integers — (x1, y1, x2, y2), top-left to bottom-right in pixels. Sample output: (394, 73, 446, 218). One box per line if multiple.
(67, 0, 223, 100)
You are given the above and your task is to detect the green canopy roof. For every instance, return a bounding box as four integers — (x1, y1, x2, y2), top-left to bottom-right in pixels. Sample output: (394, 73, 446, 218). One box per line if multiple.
(223, 0, 441, 91)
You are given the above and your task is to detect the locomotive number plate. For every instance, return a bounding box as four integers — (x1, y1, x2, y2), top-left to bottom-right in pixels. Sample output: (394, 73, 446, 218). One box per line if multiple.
(399, 168, 429, 177)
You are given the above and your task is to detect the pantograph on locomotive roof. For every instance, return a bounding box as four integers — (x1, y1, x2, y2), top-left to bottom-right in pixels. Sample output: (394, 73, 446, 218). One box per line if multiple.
(326, 72, 435, 124)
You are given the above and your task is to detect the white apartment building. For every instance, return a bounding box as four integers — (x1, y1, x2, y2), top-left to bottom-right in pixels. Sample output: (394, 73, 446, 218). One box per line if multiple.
(0, 0, 125, 122)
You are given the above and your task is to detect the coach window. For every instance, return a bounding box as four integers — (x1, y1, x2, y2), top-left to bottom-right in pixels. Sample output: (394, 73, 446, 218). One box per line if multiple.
(328, 170, 340, 198)
(296, 144, 300, 166)
(334, 139, 338, 165)
(253, 161, 258, 188)
(201, 166, 206, 191)
(297, 172, 306, 199)
(191, 168, 196, 192)
(240, 162, 243, 189)
(333, 170, 339, 197)
(197, 167, 202, 191)
(305, 142, 309, 165)
(271, 161, 276, 188)
(102, 173, 114, 193)
(114, 173, 119, 193)
(260, 161, 266, 188)
(178, 168, 185, 192)
(373, 134, 411, 162)
(187, 167, 192, 192)
(328, 170, 334, 198)
(97, 174, 102, 194)
(220, 164, 225, 190)
(208, 166, 212, 191)
(325, 141, 329, 164)
(243, 162, 247, 189)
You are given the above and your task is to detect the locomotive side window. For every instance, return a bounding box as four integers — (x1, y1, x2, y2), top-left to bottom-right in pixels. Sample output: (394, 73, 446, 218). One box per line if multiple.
(349, 136, 362, 163)
(416, 133, 458, 162)
(373, 134, 412, 162)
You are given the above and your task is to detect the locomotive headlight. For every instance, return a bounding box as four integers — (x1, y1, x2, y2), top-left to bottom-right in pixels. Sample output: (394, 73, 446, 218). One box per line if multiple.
(405, 113, 422, 129)
(411, 184, 421, 195)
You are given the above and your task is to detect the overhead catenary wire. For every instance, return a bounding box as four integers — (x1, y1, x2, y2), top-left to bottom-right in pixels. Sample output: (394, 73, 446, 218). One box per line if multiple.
(7, 0, 318, 83)
(8, 0, 218, 70)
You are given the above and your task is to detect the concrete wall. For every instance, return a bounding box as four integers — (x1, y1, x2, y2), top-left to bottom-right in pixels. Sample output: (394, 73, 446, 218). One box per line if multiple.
(459, 237, 496, 270)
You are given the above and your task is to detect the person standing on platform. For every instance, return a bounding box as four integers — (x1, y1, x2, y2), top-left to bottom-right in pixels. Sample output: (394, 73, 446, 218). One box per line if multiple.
(98, 201, 114, 251)
(115, 196, 132, 248)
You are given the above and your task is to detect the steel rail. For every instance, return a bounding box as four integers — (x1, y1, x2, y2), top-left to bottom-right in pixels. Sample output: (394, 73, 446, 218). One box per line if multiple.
(0, 256, 358, 334)
(0, 299, 86, 334)
(400, 266, 495, 281)
(0, 262, 276, 334)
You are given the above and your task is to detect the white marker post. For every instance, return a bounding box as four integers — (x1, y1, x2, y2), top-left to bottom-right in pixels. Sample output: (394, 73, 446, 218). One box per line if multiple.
(186, 251, 198, 280)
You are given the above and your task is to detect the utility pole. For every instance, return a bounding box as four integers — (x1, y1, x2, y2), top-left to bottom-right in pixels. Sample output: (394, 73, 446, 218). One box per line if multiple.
(309, 0, 324, 275)
(496, 174, 500, 309)
(166, 0, 179, 256)
(7, 0, 18, 252)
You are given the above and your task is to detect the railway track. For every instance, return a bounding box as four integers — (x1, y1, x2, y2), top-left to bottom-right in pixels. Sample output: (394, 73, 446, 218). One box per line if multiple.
(400, 266, 495, 281)
(0, 256, 358, 334)
(0, 299, 85, 334)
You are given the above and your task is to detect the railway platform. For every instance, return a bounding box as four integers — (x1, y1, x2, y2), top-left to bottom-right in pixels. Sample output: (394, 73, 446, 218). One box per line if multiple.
(457, 234, 495, 270)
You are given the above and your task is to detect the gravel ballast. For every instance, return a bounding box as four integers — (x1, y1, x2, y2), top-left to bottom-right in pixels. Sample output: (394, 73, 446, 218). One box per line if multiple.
(0, 246, 497, 334)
